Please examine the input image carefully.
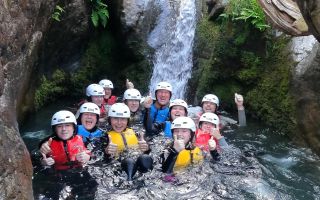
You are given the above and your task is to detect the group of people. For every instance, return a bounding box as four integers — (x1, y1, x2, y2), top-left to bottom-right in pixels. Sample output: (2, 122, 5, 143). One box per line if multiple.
(38, 79, 246, 182)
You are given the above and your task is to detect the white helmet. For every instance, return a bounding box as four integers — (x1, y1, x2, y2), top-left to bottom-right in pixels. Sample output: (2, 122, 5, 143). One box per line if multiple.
(202, 94, 219, 106)
(99, 79, 114, 89)
(123, 89, 141, 100)
(108, 103, 130, 118)
(169, 99, 188, 110)
(86, 84, 105, 97)
(199, 113, 219, 126)
(171, 117, 196, 132)
(155, 81, 172, 93)
(51, 110, 77, 126)
(79, 102, 100, 115)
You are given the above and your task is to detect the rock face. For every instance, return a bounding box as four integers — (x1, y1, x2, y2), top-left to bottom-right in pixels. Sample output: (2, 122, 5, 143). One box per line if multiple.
(0, 0, 90, 199)
(258, 0, 309, 36)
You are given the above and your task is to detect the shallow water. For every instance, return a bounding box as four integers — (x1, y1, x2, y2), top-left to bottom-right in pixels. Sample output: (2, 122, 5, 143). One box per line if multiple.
(20, 106, 320, 200)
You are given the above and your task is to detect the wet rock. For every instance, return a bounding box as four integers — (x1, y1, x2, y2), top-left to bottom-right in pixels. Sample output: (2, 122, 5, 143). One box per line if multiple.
(257, 0, 309, 36)
(206, 0, 228, 20)
(0, 0, 90, 199)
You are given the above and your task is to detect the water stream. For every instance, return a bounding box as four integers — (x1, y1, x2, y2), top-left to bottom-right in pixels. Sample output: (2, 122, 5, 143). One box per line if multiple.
(148, 0, 196, 99)
(21, 104, 320, 199)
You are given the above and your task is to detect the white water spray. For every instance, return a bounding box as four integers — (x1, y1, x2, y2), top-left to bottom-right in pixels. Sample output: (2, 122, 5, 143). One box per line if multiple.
(148, 0, 196, 99)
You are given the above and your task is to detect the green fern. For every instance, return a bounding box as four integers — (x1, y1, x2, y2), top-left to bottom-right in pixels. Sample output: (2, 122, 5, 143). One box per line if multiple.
(51, 5, 65, 22)
(90, 0, 109, 28)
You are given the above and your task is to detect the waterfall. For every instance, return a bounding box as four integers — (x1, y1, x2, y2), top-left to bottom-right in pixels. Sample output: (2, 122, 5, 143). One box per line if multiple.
(147, 0, 196, 99)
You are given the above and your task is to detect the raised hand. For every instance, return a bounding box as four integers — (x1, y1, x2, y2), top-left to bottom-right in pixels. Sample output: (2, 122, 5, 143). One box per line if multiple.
(40, 137, 53, 155)
(210, 128, 223, 140)
(105, 134, 118, 157)
(75, 146, 90, 164)
(40, 152, 55, 166)
(138, 132, 149, 152)
(143, 92, 153, 109)
(126, 79, 135, 89)
(235, 93, 244, 110)
(208, 136, 217, 151)
(173, 134, 185, 152)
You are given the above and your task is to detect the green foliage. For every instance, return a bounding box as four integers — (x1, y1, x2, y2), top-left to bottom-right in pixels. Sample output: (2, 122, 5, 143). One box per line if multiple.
(51, 5, 65, 22)
(34, 69, 68, 110)
(90, 0, 109, 28)
(220, 0, 270, 31)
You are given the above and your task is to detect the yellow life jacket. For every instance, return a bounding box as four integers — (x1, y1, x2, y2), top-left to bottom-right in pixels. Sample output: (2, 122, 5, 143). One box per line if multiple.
(108, 128, 139, 153)
(174, 147, 203, 171)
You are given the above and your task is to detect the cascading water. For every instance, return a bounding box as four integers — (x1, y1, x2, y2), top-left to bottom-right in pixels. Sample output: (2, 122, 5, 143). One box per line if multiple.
(148, 0, 196, 99)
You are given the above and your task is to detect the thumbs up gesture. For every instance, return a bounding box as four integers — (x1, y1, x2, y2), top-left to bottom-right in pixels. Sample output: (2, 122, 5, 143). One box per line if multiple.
(40, 153, 55, 166)
(105, 134, 118, 157)
(143, 92, 153, 109)
(75, 146, 91, 164)
(173, 134, 185, 152)
(126, 79, 135, 89)
(234, 93, 244, 110)
(138, 132, 149, 152)
(208, 136, 217, 151)
(40, 137, 53, 155)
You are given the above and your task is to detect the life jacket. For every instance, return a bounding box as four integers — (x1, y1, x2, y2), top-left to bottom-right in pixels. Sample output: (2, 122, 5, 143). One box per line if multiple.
(103, 95, 117, 105)
(50, 135, 87, 170)
(108, 128, 139, 153)
(99, 104, 107, 118)
(163, 121, 172, 138)
(150, 103, 169, 123)
(174, 147, 203, 171)
(195, 129, 219, 152)
(77, 125, 103, 143)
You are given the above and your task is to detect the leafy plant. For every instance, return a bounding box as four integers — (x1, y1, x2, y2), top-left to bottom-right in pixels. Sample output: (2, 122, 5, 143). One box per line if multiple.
(90, 0, 109, 28)
(219, 0, 270, 31)
(51, 5, 65, 22)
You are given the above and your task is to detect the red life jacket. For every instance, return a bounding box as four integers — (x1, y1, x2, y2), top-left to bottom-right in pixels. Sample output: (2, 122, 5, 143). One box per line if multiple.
(195, 129, 219, 152)
(49, 135, 87, 170)
(100, 104, 107, 118)
(103, 95, 117, 105)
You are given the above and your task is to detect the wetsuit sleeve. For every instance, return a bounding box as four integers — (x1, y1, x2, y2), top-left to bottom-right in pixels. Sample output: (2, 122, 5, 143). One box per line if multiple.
(144, 108, 164, 135)
(161, 147, 179, 174)
(218, 137, 229, 149)
(210, 149, 220, 161)
(238, 109, 247, 126)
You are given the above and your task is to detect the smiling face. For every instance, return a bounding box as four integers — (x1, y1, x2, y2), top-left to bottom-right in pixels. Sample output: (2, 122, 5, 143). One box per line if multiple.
(202, 101, 217, 113)
(170, 105, 187, 121)
(81, 112, 98, 131)
(156, 89, 171, 106)
(104, 88, 112, 99)
(201, 121, 216, 133)
(110, 117, 128, 132)
(55, 123, 75, 140)
(126, 99, 140, 113)
(91, 95, 104, 107)
(173, 128, 192, 145)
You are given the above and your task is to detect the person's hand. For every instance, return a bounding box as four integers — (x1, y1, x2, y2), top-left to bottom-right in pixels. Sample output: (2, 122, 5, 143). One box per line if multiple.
(41, 153, 55, 166)
(105, 134, 118, 157)
(210, 128, 223, 140)
(143, 92, 153, 109)
(173, 135, 185, 152)
(208, 136, 217, 151)
(138, 132, 149, 152)
(235, 93, 244, 110)
(40, 138, 53, 155)
(126, 79, 135, 89)
(75, 149, 91, 164)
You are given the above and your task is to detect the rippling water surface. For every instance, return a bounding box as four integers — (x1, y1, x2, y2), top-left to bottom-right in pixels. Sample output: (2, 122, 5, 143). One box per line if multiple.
(21, 105, 320, 200)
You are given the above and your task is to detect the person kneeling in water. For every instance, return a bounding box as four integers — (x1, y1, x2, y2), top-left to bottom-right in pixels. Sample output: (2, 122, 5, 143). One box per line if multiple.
(161, 117, 219, 174)
(104, 103, 153, 181)
(40, 110, 90, 170)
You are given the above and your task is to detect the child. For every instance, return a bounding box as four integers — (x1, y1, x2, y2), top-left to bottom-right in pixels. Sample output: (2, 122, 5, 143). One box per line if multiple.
(123, 88, 144, 126)
(104, 103, 153, 180)
(85, 83, 107, 123)
(161, 117, 219, 174)
(40, 110, 90, 170)
(99, 79, 117, 105)
(195, 112, 228, 152)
